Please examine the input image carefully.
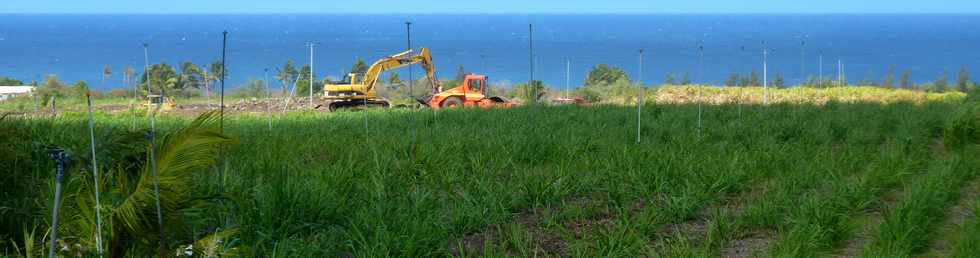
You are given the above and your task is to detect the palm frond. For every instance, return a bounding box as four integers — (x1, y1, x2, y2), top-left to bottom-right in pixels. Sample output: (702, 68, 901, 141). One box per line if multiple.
(110, 110, 235, 249)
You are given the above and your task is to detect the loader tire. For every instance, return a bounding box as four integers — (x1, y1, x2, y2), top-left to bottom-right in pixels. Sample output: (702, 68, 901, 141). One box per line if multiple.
(441, 97, 464, 108)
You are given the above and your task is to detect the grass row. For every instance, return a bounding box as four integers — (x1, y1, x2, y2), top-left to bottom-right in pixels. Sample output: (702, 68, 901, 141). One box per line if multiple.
(949, 200, 980, 258)
(656, 101, 950, 257)
(861, 154, 979, 257)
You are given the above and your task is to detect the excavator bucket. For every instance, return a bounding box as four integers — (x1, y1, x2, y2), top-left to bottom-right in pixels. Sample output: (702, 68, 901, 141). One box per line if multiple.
(488, 96, 511, 103)
(415, 96, 434, 107)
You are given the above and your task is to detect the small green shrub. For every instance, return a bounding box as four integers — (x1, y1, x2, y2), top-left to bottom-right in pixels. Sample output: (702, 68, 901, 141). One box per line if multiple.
(943, 103, 980, 151)
(966, 89, 980, 103)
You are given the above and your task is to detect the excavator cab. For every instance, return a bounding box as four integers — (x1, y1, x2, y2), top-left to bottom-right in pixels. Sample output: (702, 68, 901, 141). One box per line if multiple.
(342, 73, 357, 84)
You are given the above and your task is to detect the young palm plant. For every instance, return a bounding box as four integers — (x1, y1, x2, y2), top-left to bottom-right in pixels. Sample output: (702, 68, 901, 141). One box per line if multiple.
(52, 111, 241, 257)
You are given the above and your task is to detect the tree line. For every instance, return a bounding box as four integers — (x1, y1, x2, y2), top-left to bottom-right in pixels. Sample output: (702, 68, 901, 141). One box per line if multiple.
(3, 61, 976, 105)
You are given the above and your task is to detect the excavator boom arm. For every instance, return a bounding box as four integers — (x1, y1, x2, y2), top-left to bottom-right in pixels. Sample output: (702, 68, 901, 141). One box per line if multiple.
(360, 48, 440, 93)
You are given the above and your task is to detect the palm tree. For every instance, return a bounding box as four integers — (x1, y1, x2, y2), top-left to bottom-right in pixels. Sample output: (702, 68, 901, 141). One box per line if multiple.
(102, 65, 112, 86)
(276, 60, 298, 96)
(205, 61, 224, 108)
(180, 62, 204, 97)
(124, 66, 136, 98)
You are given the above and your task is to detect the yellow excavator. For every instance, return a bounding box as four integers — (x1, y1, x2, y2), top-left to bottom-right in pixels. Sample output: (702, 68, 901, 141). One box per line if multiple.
(322, 48, 440, 111)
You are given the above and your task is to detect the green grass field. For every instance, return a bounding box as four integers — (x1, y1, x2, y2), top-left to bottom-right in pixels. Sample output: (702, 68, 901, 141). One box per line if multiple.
(1, 88, 978, 257)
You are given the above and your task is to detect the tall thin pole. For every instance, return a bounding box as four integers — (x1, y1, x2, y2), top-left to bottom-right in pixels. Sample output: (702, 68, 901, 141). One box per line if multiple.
(144, 43, 164, 255)
(308, 42, 315, 109)
(143, 44, 151, 97)
(148, 105, 164, 257)
(406, 21, 417, 165)
(565, 60, 570, 99)
(638, 49, 644, 84)
(819, 52, 823, 87)
(698, 46, 704, 135)
(801, 41, 806, 83)
(220, 31, 227, 133)
(132, 67, 138, 100)
(763, 42, 769, 105)
(800, 41, 805, 103)
(86, 94, 104, 257)
(837, 59, 844, 87)
(34, 75, 40, 113)
(739, 46, 744, 117)
(264, 68, 272, 131)
(842, 62, 846, 87)
(528, 24, 534, 104)
(141, 43, 165, 257)
(637, 49, 644, 144)
(218, 31, 228, 191)
(407, 22, 413, 99)
(141, 44, 151, 133)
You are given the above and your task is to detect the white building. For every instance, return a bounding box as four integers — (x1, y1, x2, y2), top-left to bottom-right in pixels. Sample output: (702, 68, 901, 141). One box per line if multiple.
(0, 86, 35, 101)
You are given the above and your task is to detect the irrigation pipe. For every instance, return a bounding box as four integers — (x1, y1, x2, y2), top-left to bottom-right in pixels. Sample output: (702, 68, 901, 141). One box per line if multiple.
(47, 149, 70, 258)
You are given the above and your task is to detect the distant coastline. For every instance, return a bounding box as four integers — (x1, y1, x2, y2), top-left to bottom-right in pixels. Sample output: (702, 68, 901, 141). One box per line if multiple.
(1, 14, 978, 90)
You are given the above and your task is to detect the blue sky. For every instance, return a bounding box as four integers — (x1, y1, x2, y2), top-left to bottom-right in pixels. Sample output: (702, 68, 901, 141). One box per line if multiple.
(3, 0, 979, 14)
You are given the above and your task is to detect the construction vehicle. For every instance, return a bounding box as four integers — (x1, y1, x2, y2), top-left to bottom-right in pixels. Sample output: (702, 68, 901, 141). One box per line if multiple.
(322, 48, 440, 111)
(552, 96, 590, 106)
(419, 74, 513, 109)
(142, 94, 178, 111)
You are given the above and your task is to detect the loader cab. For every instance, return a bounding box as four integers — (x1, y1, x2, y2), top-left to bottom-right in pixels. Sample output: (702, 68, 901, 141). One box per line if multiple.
(463, 74, 488, 96)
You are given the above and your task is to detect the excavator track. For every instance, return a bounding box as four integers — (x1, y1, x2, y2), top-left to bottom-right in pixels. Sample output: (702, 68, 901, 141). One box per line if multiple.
(325, 100, 391, 112)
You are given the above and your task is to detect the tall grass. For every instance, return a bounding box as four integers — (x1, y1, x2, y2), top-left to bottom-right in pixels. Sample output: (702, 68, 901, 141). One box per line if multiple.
(950, 200, 980, 258)
(1, 92, 976, 256)
(861, 154, 977, 257)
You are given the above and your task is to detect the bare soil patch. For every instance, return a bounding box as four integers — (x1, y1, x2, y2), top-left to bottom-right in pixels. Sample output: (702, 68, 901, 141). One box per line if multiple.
(449, 207, 569, 257)
(721, 230, 775, 258)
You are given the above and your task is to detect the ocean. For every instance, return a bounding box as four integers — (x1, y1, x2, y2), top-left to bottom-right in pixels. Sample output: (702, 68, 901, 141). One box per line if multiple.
(1, 14, 979, 90)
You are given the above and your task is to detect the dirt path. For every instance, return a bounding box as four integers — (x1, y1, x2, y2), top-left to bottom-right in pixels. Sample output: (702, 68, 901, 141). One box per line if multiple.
(721, 230, 775, 258)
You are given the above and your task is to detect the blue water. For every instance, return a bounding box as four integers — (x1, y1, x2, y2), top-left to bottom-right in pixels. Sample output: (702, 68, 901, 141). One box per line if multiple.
(1, 14, 979, 90)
